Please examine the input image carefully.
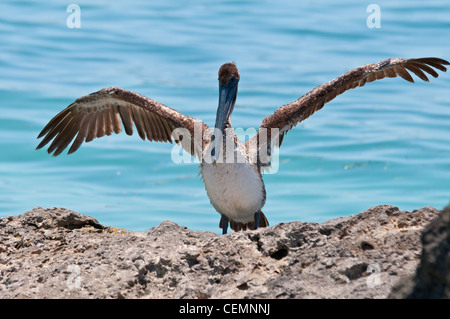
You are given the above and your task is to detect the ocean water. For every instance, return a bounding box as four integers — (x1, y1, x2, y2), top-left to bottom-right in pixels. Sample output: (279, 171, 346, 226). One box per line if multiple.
(1, 0, 449, 234)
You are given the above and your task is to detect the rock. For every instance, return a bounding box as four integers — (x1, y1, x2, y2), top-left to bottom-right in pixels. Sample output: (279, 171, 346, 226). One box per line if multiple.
(389, 204, 450, 299)
(0, 205, 441, 299)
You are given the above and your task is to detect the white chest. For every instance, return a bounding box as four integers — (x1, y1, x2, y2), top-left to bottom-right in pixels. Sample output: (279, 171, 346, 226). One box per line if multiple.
(201, 162, 265, 223)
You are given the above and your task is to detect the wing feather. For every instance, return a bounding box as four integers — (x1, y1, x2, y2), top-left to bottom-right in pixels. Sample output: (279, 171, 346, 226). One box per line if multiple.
(85, 112, 98, 143)
(68, 115, 92, 154)
(249, 57, 449, 168)
(111, 105, 122, 134)
(140, 111, 153, 141)
(129, 106, 146, 141)
(148, 113, 163, 141)
(104, 107, 113, 136)
(118, 104, 133, 135)
(52, 114, 84, 157)
(36, 87, 211, 158)
(393, 65, 415, 82)
(36, 111, 72, 150)
(96, 109, 106, 138)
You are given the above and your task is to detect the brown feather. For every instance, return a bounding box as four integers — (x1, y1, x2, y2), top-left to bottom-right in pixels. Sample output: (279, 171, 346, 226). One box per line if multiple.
(85, 112, 98, 143)
(104, 107, 113, 136)
(366, 72, 377, 83)
(36, 111, 72, 150)
(156, 116, 170, 142)
(384, 68, 397, 78)
(111, 105, 122, 134)
(160, 117, 174, 142)
(154, 117, 166, 142)
(359, 77, 367, 87)
(146, 113, 160, 141)
(152, 114, 166, 142)
(118, 104, 133, 136)
(130, 106, 146, 141)
(146, 112, 160, 141)
(37, 87, 210, 157)
(375, 70, 386, 80)
(140, 110, 154, 141)
(251, 56, 448, 166)
(414, 57, 449, 71)
(68, 116, 91, 154)
(96, 109, 106, 138)
(410, 61, 439, 78)
(47, 116, 77, 154)
(37, 108, 71, 139)
(394, 65, 415, 83)
(52, 115, 84, 157)
(403, 64, 429, 82)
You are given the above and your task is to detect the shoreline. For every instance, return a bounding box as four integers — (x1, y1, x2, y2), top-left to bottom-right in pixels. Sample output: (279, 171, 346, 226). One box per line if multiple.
(0, 204, 448, 298)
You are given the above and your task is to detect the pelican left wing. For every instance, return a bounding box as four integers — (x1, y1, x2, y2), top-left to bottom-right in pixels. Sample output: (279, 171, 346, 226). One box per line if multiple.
(36, 87, 211, 158)
(248, 57, 449, 166)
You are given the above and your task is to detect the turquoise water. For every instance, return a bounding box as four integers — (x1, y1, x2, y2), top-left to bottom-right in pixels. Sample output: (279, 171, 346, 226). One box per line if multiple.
(1, 0, 449, 234)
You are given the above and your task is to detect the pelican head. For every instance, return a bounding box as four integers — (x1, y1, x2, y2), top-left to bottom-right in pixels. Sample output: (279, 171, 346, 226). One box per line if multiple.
(211, 62, 240, 162)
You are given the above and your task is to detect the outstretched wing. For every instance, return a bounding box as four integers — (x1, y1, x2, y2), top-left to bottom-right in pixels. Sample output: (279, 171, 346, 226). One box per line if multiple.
(36, 87, 211, 158)
(247, 57, 449, 168)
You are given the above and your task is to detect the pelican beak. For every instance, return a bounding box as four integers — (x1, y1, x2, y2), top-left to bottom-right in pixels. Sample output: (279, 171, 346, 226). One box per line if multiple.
(211, 78, 238, 163)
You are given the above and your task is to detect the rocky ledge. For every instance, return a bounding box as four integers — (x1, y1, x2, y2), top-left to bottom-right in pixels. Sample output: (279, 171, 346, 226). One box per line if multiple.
(0, 205, 448, 299)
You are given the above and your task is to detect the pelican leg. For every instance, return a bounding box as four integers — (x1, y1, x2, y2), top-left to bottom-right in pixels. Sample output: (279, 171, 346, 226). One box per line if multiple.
(221, 216, 229, 235)
(254, 211, 261, 230)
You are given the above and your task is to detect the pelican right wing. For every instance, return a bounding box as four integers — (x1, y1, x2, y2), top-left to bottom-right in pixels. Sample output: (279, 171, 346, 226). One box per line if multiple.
(36, 87, 211, 158)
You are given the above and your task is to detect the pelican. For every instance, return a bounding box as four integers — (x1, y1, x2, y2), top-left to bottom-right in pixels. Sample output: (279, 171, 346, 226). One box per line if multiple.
(36, 57, 449, 234)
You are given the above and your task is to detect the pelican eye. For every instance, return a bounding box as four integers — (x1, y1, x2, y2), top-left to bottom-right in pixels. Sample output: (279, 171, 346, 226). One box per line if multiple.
(228, 76, 238, 85)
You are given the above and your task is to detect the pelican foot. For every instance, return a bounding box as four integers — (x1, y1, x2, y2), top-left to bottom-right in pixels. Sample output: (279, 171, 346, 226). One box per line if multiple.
(254, 211, 261, 230)
(221, 216, 229, 235)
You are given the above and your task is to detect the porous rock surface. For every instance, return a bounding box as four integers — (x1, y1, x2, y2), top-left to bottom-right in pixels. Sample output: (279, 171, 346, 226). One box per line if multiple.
(389, 204, 449, 299)
(0, 205, 443, 298)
